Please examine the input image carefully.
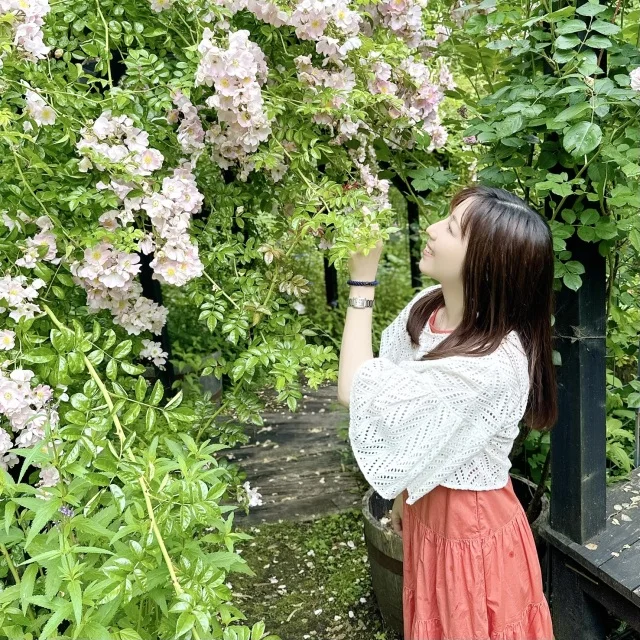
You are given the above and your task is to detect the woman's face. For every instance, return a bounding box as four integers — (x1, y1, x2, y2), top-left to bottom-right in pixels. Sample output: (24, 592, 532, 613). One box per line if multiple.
(419, 199, 472, 284)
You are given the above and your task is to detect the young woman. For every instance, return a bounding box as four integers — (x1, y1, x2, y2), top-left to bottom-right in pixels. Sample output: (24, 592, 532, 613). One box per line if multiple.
(337, 185, 556, 639)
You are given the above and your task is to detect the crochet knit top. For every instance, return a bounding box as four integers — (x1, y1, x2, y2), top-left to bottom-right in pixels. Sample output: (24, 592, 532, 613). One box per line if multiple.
(348, 284, 530, 505)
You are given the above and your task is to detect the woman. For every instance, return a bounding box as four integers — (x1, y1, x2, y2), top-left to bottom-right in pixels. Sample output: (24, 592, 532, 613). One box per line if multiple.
(337, 185, 556, 639)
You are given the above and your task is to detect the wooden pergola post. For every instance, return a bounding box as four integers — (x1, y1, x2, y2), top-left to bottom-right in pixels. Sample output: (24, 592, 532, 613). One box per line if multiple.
(547, 234, 611, 639)
(550, 235, 608, 542)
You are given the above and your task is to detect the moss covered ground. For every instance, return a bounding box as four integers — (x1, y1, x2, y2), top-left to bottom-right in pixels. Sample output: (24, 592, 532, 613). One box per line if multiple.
(230, 508, 401, 640)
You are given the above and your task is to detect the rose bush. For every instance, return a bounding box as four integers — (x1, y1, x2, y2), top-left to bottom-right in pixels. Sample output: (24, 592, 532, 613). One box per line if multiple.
(0, 0, 455, 638)
(1, 0, 638, 636)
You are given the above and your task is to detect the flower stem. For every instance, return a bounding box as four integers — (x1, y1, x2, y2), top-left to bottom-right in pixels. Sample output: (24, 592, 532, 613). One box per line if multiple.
(0, 543, 20, 585)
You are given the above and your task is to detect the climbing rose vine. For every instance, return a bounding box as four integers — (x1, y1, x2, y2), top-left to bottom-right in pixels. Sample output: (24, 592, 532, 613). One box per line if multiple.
(0, 0, 454, 638)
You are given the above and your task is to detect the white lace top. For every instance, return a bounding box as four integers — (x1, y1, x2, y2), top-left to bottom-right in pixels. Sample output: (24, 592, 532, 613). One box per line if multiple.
(348, 284, 530, 505)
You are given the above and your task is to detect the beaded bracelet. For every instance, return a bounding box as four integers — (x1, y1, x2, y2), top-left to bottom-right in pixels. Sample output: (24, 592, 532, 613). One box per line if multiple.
(347, 279, 379, 286)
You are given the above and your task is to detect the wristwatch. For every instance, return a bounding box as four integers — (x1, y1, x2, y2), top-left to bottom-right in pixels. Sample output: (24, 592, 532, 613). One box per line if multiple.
(348, 297, 375, 309)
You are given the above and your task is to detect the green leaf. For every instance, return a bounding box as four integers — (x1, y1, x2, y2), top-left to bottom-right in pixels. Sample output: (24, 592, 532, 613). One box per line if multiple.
(118, 630, 144, 640)
(621, 163, 640, 178)
(102, 330, 117, 351)
(50, 329, 71, 352)
(45, 564, 62, 600)
(68, 580, 82, 626)
(122, 403, 141, 426)
(555, 34, 581, 49)
(106, 358, 118, 381)
(113, 341, 132, 359)
(68, 351, 85, 374)
(146, 407, 157, 431)
(580, 209, 599, 225)
(629, 229, 640, 252)
(590, 19, 620, 35)
(20, 563, 38, 614)
(555, 19, 587, 34)
(72, 516, 114, 540)
(563, 272, 582, 291)
(71, 393, 91, 412)
(87, 350, 105, 366)
(585, 34, 612, 48)
(176, 612, 195, 637)
(39, 601, 73, 640)
(120, 362, 146, 375)
(576, 2, 607, 15)
(553, 102, 591, 122)
(251, 621, 266, 640)
(135, 376, 147, 402)
(164, 390, 183, 410)
(22, 347, 56, 364)
(65, 409, 87, 426)
(26, 498, 62, 549)
(495, 114, 524, 137)
(110, 485, 126, 513)
(170, 406, 196, 423)
(563, 122, 602, 157)
(595, 218, 618, 239)
(149, 380, 164, 406)
(4, 501, 16, 534)
(577, 225, 597, 241)
(565, 260, 585, 275)
(78, 622, 112, 640)
(628, 392, 640, 409)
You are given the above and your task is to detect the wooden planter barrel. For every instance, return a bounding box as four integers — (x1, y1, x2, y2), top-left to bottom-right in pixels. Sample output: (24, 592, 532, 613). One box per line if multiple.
(362, 473, 550, 637)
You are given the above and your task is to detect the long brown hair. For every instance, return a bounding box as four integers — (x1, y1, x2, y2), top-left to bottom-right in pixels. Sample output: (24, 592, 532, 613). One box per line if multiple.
(406, 185, 557, 432)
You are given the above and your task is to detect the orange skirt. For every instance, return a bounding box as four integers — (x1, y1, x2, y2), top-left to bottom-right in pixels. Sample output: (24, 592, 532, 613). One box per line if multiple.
(402, 477, 554, 640)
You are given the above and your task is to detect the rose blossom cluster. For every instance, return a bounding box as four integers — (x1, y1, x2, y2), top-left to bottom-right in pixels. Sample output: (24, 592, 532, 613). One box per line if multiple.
(93, 160, 206, 287)
(149, 0, 175, 12)
(0, 367, 58, 477)
(168, 91, 206, 158)
(75, 112, 205, 330)
(196, 29, 271, 174)
(76, 110, 164, 177)
(207, 0, 361, 43)
(348, 140, 392, 215)
(24, 89, 56, 126)
(213, 0, 362, 66)
(0, 0, 50, 60)
(294, 54, 357, 127)
(138, 162, 205, 286)
(366, 54, 448, 151)
(424, 24, 452, 49)
(366, 0, 428, 50)
(450, 0, 496, 28)
(69, 244, 168, 335)
(289, 0, 361, 40)
(15, 214, 61, 269)
(140, 339, 168, 369)
(631, 68, 640, 92)
(0, 273, 46, 323)
(209, 0, 289, 27)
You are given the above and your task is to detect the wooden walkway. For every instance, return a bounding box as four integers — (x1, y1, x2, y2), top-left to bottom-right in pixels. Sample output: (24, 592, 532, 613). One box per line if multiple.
(222, 383, 363, 527)
(539, 467, 640, 636)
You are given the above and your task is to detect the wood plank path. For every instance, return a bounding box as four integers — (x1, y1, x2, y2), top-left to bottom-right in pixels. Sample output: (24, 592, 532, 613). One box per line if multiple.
(221, 382, 363, 527)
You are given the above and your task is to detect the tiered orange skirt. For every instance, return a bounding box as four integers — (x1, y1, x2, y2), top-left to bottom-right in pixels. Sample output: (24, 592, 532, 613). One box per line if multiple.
(402, 476, 554, 640)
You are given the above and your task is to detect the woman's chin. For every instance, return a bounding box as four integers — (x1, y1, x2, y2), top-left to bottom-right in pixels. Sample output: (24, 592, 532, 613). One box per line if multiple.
(418, 257, 432, 276)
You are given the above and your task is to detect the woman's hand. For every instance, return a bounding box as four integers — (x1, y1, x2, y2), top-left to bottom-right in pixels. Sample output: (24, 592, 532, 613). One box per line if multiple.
(347, 223, 384, 280)
(390, 493, 404, 536)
